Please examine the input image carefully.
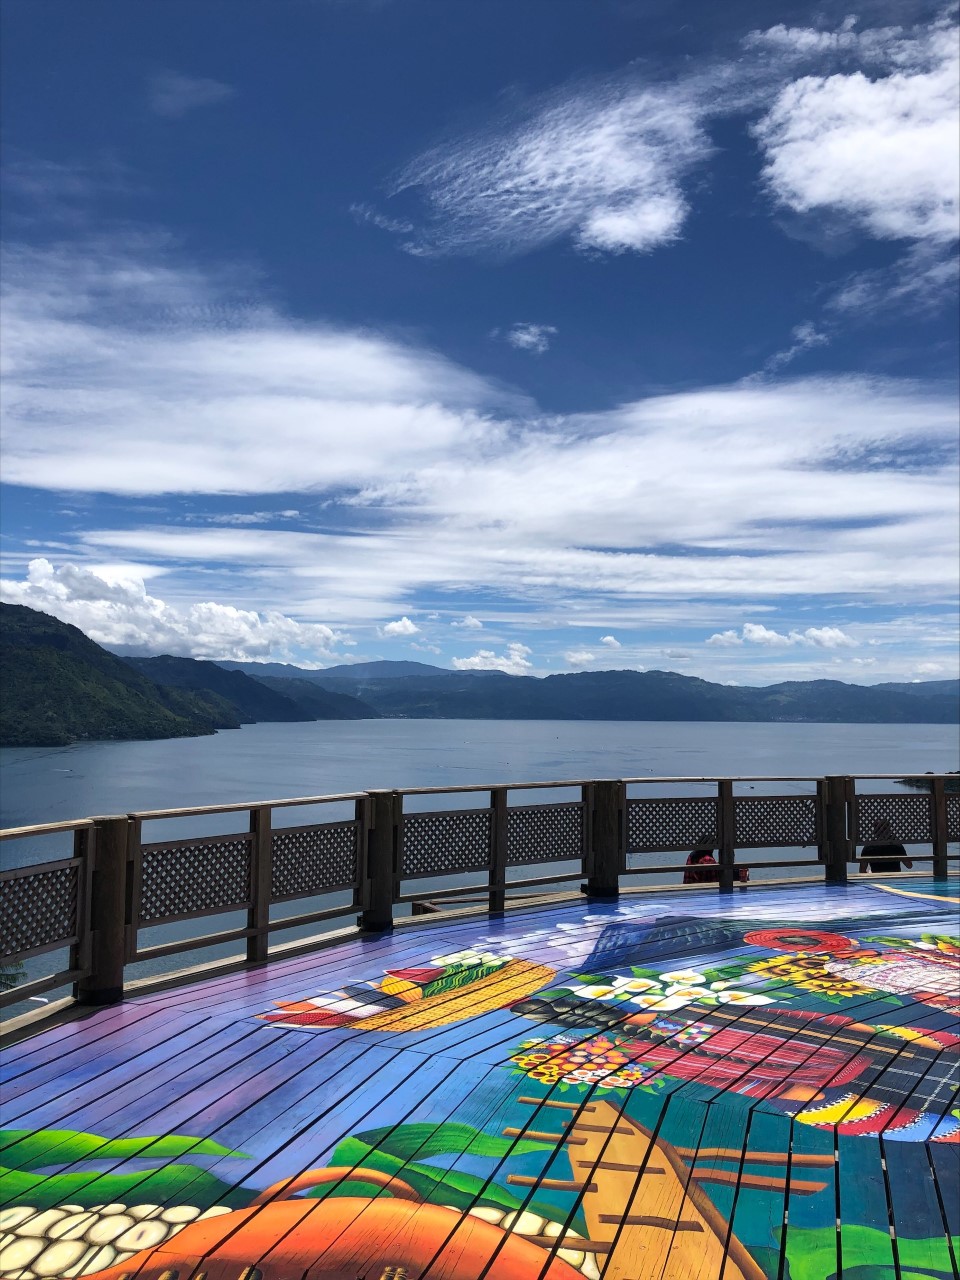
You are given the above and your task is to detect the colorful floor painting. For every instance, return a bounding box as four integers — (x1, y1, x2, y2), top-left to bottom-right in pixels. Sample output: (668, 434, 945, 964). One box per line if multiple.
(1, 879, 958, 1280)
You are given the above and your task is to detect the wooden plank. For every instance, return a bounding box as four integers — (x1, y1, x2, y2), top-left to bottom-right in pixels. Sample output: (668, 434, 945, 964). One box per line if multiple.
(883, 1138, 956, 1277)
(836, 1134, 896, 1276)
(928, 1141, 960, 1240)
(726, 1108, 795, 1280)
(782, 1121, 838, 1280)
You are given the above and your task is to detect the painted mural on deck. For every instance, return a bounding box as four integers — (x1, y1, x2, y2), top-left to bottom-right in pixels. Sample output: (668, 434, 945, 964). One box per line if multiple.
(1, 881, 957, 1279)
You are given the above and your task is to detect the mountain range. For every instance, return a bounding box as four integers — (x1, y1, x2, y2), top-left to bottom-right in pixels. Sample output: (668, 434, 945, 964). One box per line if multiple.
(1, 604, 956, 746)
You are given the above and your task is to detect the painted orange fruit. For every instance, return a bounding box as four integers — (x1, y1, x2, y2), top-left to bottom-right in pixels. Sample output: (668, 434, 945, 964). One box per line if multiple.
(92, 1170, 582, 1280)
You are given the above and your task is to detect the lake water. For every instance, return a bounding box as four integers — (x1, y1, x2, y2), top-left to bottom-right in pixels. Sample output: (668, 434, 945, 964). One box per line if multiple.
(2, 720, 957, 1013)
(3, 718, 958, 831)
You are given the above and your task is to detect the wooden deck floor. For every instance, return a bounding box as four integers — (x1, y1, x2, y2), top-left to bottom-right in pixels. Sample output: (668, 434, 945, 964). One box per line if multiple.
(1, 878, 958, 1280)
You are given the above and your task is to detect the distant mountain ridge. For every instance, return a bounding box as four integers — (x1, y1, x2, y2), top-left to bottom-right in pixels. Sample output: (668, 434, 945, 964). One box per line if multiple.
(280, 664, 957, 724)
(2, 604, 955, 747)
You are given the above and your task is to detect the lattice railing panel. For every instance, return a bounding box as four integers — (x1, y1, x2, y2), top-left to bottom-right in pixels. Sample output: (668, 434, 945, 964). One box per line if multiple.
(735, 796, 819, 848)
(627, 798, 718, 852)
(946, 794, 959, 842)
(854, 793, 933, 844)
(139, 837, 252, 923)
(401, 810, 492, 878)
(272, 822, 359, 898)
(0, 862, 79, 958)
(507, 803, 583, 865)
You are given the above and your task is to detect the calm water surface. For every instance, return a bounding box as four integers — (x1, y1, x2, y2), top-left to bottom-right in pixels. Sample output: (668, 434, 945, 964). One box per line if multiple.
(2, 718, 958, 830)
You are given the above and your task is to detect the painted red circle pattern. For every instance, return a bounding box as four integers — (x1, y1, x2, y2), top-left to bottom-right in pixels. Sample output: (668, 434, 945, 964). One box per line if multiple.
(743, 927, 857, 953)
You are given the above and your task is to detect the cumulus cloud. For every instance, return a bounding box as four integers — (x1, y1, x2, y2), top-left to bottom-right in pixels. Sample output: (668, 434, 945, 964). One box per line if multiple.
(600, 635, 621, 648)
(503, 323, 557, 354)
(148, 71, 235, 119)
(706, 622, 858, 648)
(752, 19, 959, 245)
(565, 650, 596, 665)
(0, 559, 346, 662)
(451, 614, 483, 629)
(382, 616, 419, 636)
(394, 79, 712, 256)
(452, 643, 533, 675)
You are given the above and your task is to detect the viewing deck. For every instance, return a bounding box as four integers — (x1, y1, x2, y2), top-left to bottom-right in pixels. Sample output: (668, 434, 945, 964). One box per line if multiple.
(1, 774, 958, 1278)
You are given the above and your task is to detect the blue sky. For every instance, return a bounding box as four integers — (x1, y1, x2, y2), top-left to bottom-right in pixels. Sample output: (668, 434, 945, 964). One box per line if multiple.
(1, 0, 957, 684)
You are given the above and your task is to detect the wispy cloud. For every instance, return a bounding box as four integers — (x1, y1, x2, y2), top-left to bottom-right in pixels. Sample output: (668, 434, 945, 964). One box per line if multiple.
(394, 78, 713, 257)
(349, 202, 414, 234)
(148, 70, 235, 119)
(764, 321, 830, 372)
(2, 235, 957, 646)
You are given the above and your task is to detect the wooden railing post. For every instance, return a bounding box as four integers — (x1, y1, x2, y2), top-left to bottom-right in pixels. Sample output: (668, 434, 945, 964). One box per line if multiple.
(361, 790, 398, 932)
(247, 805, 272, 963)
(931, 777, 948, 880)
(585, 780, 622, 899)
(77, 815, 129, 1006)
(489, 788, 508, 914)
(718, 780, 735, 893)
(823, 775, 849, 884)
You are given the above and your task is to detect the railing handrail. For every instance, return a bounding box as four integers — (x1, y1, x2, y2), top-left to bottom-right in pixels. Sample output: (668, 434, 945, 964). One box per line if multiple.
(2, 772, 956, 1020)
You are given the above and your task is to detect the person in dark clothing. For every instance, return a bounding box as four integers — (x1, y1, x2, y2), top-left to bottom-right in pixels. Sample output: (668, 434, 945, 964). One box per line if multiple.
(859, 819, 914, 873)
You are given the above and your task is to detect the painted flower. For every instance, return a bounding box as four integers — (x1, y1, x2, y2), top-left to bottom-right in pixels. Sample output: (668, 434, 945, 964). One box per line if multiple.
(715, 991, 776, 1006)
(659, 969, 707, 984)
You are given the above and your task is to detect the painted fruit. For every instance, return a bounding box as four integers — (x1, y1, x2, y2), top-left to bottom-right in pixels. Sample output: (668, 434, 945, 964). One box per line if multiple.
(93, 1197, 583, 1279)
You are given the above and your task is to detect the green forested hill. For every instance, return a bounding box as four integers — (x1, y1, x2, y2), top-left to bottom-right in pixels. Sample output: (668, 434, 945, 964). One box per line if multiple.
(0, 604, 229, 746)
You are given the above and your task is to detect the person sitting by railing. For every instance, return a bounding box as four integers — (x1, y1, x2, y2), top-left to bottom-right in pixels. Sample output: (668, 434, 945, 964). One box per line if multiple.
(683, 844, 750, 884)
(683, 848, 720, 883)
(858, 819, 913, 874)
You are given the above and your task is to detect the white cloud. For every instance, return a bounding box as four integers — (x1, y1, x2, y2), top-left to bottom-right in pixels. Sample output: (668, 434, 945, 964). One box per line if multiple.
(349, 202, 414, 235)
(829, 241, 960, 318)
(148, 71, 235, 119)
(451, 614, 483, 629)
(0, 558, 346, 662)
(706, 629, 742, 647)
(503, 323, 557, 354)
(382, 616, 419, 636)
(2, 236, 957, 627)
(193, 510, 301, 526)
(565, 650, 596, 665)
(764, 322, 830, 372)
(395, 79, 712, 256)
(452, 643, 533, 675)
(600, 635, 621, 648)
(753, 20, 960, 244)
(0, 237, 511, 497)
(707, 622, 858, 648)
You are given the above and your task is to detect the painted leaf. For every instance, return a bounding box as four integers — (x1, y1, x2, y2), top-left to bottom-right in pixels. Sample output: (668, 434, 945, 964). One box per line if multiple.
(0, 1163, 250, 1211)
(0, 1128, 244, 1172)
(354, 1121, 551, 1160)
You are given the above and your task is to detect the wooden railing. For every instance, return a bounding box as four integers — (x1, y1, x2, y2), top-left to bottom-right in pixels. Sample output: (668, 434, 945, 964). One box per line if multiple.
(1, 773, 956, 1012)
